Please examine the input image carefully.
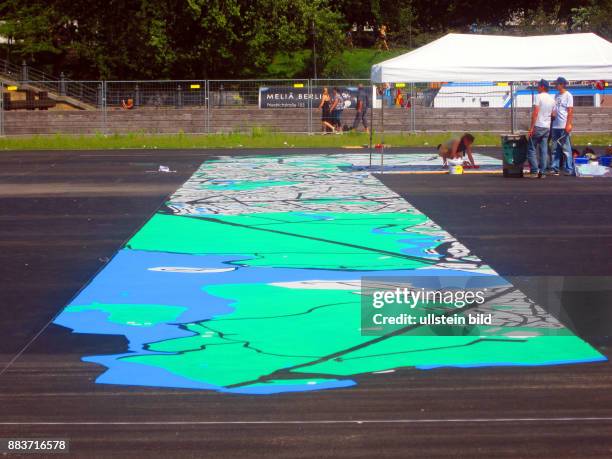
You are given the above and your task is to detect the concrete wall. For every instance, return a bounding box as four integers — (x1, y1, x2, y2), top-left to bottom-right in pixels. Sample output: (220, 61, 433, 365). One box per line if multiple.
(4, 107, 611, 135)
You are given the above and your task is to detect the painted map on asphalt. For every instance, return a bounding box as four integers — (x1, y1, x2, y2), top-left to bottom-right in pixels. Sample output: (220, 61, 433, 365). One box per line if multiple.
(54, 153, 604, 394)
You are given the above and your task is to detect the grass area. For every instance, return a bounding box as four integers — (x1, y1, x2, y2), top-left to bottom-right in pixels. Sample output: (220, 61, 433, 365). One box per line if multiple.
(0, 131, 610, 151)
(265, 48, 410, 79)
(323, 48, 410, 79)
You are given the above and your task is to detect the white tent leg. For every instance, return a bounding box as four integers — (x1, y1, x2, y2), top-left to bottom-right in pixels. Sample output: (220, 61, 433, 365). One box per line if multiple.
(380, 98, 384, 173)
(369, 87, 374, 167)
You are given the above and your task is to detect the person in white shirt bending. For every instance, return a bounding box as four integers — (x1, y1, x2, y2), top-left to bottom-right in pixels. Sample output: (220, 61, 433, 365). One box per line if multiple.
(527, 79, 555, 178)
(550, 77, 575, 176)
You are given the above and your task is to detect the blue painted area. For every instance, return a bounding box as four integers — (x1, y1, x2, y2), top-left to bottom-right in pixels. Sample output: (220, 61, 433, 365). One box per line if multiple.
(370, 226, 441, 261)
(56, 248, 500, 392)
(86, 353, 356, 394)
(223, 379, 356, 395)
(57, 310, 196, 352)
(85, 354, 224, 391)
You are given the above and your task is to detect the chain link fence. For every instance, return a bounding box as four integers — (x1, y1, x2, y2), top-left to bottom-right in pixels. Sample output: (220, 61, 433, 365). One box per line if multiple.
(0, 78, 609, 136)
(105, 81, 206, 134)
(207, 79, 310, 133)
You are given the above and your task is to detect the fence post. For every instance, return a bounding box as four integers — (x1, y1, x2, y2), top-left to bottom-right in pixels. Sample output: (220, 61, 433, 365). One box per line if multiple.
(134, 84, 141, 107)
(59, 72, 66, 96)
(205, 80, 210, 134)
(21, 60, 28, 82)
(308, 79, 312, 135)
(0, 81, 4, 136)
(102, 81, 107, 135)
(176, 85, 183, 108)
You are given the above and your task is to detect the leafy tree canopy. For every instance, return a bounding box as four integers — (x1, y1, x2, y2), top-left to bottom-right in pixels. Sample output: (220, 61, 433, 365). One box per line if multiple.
(0, 0, 609, 79)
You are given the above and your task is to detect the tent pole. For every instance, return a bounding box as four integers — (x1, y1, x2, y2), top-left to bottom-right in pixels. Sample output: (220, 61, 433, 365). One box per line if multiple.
(380, 92, 384, 173)
(510, 81, 515, 134)
(369, 84, 374, 167)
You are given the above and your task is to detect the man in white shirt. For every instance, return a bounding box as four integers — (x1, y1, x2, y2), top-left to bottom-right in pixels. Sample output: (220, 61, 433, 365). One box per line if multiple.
(527, 79, 555, 178)
(550, 77, 575, 176)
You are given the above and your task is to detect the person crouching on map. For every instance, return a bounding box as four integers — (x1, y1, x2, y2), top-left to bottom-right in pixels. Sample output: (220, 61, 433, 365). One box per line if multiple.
(437, 133, 476, 167)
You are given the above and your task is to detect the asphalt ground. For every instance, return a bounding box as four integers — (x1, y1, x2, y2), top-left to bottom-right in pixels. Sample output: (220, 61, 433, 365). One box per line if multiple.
(1, 147, 612, 458)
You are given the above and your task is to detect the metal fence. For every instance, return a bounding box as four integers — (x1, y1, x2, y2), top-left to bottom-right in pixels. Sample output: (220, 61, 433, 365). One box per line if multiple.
(0, 79, 610, 136)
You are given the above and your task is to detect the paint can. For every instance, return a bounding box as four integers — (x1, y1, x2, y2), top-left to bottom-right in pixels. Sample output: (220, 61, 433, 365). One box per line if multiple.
(449, 165, 464, 175)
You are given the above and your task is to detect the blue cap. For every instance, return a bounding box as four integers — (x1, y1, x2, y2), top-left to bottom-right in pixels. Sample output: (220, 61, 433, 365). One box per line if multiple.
(555, 76, 569, 86)
(538, 79, 549, 89)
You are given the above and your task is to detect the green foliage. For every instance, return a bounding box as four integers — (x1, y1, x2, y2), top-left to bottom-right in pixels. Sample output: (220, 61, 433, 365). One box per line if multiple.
(322, 48, 409, 78)
(1, 0, 344, 79)
(0, 0, 609, 79)
(570, 0, 612, 40)
(266, 50, 312, 78)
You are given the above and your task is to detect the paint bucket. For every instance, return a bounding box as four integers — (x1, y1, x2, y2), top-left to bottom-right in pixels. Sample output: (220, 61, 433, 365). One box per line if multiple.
(449, 165, 464, 175)
(599, 156, 612, 167)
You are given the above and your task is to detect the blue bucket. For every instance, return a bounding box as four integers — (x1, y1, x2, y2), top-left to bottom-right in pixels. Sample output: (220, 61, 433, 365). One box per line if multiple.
(575, 157, 589, 165)
(599, 156, 612, 167)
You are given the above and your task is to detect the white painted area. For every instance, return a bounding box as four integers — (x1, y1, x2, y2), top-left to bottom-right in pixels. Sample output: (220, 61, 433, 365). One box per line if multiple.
(148, 267, 236, 273)
(270, 280, 361, 290)
(3, 417, 612, 425)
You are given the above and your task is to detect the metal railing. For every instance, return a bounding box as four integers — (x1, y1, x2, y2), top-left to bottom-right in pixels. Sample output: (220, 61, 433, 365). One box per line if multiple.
(0, 60, 100, 107)
(0, 78, 609, 136)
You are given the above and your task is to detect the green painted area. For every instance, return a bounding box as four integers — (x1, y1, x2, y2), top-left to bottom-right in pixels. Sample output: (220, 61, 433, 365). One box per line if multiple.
(202, 180, 298, 190)
(126, 283, 602, 389)
(147, 284, 362, 355)
(127, 284, 366, 386)
(66, 303, 187, 327)
(297, 336, 602, 375)
(128, 341, 313, 387)
(127, 212, 436, 270)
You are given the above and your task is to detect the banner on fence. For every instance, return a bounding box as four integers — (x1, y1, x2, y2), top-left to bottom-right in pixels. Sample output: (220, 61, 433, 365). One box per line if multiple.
(258, 86, 361, 109)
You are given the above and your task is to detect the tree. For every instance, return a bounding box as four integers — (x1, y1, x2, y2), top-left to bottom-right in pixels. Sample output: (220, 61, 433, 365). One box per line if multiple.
(570, 0, 612, 40)
(0, 0, 345, 79)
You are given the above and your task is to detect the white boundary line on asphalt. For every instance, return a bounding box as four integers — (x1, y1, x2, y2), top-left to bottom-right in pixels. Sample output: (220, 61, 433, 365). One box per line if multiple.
(2, 417, 612, 426)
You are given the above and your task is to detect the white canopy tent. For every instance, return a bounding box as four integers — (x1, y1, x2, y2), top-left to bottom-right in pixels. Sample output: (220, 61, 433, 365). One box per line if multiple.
(371, 33, 612, 83)
(368, 33, 612, 170)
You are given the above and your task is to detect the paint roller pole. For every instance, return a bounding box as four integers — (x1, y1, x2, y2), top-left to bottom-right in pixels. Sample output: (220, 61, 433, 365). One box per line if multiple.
(510, 81, 515, 134)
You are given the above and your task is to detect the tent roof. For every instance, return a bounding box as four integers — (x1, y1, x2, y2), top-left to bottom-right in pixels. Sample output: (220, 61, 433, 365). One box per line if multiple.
(371, 33, 612, 83)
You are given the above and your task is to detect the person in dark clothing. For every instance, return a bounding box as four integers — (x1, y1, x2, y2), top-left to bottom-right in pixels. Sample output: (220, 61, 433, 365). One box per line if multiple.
(330, 87, 344, 133)
(319, 87, 336, 133)
(352, 84, 369, 133)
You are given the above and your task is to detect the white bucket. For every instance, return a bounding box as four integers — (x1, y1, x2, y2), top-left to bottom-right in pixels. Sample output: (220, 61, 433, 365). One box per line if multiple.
(449, 165, 464, 175)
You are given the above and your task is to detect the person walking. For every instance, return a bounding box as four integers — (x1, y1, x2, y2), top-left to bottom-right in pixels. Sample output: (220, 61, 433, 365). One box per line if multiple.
(377, 24, 389, 51)
(330, 87, 344, 133)
(352, 84, 369, 133)
(550, 77, 575, 176)
(526, 79, 555, 178)
(319, 87, 336, 133)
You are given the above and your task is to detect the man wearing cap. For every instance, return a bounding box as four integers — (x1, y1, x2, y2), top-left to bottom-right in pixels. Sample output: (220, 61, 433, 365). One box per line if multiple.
(527, 79, 555, 178)
(550, 77, 575, 176)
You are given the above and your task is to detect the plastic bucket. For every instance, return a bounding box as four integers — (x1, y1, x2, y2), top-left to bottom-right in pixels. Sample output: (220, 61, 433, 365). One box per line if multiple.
(599, 156, 612, 167)
(449, 165, 464, 175)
